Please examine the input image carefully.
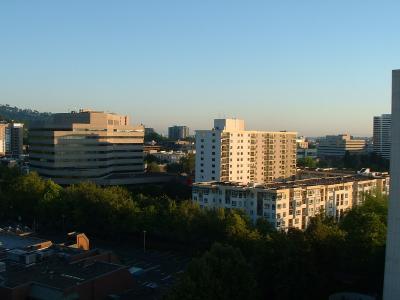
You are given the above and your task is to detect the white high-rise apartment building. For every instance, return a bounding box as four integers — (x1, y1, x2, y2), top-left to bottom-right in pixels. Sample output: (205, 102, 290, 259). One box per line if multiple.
(0, 122, 24, 158)
(195, 119, 297, 184)
(373, 114, 391, 160)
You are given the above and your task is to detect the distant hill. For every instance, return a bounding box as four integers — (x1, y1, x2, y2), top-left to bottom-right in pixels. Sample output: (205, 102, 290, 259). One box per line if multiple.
(0, 104, 52, 126)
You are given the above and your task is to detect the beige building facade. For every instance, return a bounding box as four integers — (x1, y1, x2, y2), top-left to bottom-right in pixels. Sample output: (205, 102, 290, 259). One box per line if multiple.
(0, 122, 24, 158)
(195, 119, 297, 184)
(193, 174, 389, 230)
(317, 133, 366, 157)
(29, 109, 144, 185)
(0, 123, 6, 156)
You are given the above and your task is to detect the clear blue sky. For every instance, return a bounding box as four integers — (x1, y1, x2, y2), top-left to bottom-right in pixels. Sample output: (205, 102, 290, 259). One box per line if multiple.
(1, 1, 398, 136)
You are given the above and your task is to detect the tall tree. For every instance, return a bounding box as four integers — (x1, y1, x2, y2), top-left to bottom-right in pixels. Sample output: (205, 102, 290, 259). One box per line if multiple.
(168, 243, 257, 300)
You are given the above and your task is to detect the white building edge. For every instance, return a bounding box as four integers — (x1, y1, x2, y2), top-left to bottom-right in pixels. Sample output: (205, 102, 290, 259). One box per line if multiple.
(383, 70, 400, 299)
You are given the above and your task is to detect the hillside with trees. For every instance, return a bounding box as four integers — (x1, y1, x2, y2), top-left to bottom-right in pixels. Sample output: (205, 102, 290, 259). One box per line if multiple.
(0, 104, 52, 125)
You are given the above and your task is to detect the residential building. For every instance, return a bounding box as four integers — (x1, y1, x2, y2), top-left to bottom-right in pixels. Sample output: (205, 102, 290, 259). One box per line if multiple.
(144, 144, 162, 154)
(29, 109, 145, 185)
(168, 125, 189, 140)
(384, 69, 400, 299)
(0, 123, 6, 156)
(153, 151, 187, 164)
(192, 172, 389, 231)
(317, 134, 366, 157)
(0, 122, 24, 158)
(296, 136, 309, 149)
(195, 119, 297, 184)
(373, 114, 391, 160)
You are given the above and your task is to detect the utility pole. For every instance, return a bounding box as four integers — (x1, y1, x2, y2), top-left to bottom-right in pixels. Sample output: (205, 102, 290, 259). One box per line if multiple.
(143, 230, 146, 253)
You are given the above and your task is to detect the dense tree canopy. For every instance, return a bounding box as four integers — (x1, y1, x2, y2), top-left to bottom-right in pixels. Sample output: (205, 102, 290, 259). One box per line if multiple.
(167, 243, 256, 300)
(0, 167, 389, 299)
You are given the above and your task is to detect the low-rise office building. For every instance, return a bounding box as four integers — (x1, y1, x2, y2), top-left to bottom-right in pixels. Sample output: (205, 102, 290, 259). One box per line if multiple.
(297, 148, 317, 159)
(192, 173, 389, 231)
(317, 134, 366, 158)
(29, 109, 145, 185)
(0, 229, 135, 300)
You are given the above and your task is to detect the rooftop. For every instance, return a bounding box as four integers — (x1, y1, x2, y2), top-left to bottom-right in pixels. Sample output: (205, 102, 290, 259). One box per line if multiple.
(194, 173, 389, 191)
(0, 229, 50, 251)
(2, 257, 124, 289)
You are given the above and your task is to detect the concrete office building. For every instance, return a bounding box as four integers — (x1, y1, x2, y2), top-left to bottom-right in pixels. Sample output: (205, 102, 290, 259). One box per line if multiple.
(297, 148, 317, 159)
(0, 122, 24, 158)
(383, 70, 400, 299)
(144, 127, 155, 135)
(193, 173, 389, 231)
(168, 125, 189, 140)
(373, 114, 391, 160)
(29, 109, 145, 185)
(317, 134, 366, 157)
(195, 119, 297, 184)
(6, 123, 24, 158)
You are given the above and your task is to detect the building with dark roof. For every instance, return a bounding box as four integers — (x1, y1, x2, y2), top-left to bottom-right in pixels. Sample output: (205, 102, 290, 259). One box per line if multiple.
(0, 229, 135, 300)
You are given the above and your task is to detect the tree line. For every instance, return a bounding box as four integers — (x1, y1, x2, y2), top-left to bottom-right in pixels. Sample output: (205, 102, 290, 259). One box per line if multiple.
(298, 151, 390, 172)
(0, 166, 388, 299)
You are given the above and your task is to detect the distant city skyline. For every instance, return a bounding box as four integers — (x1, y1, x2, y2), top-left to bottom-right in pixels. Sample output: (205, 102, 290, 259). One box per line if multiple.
(1, 1, 398, 136)
(0, 103, 389, 138)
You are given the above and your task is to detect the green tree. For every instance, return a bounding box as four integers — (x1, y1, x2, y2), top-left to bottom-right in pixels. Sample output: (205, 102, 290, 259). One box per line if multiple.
(167, 243, 256, 300)
(147, 162, 161, 172)
(297, 157, 317, 168)
(181, 153, 195, 174)
(166, 162, 182, 173)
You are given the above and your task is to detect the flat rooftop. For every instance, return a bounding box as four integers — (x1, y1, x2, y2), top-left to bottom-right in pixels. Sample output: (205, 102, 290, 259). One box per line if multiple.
(2, 258, 124, 289)
(0, 231, 50, 250)
(194, 174, 389, 191)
